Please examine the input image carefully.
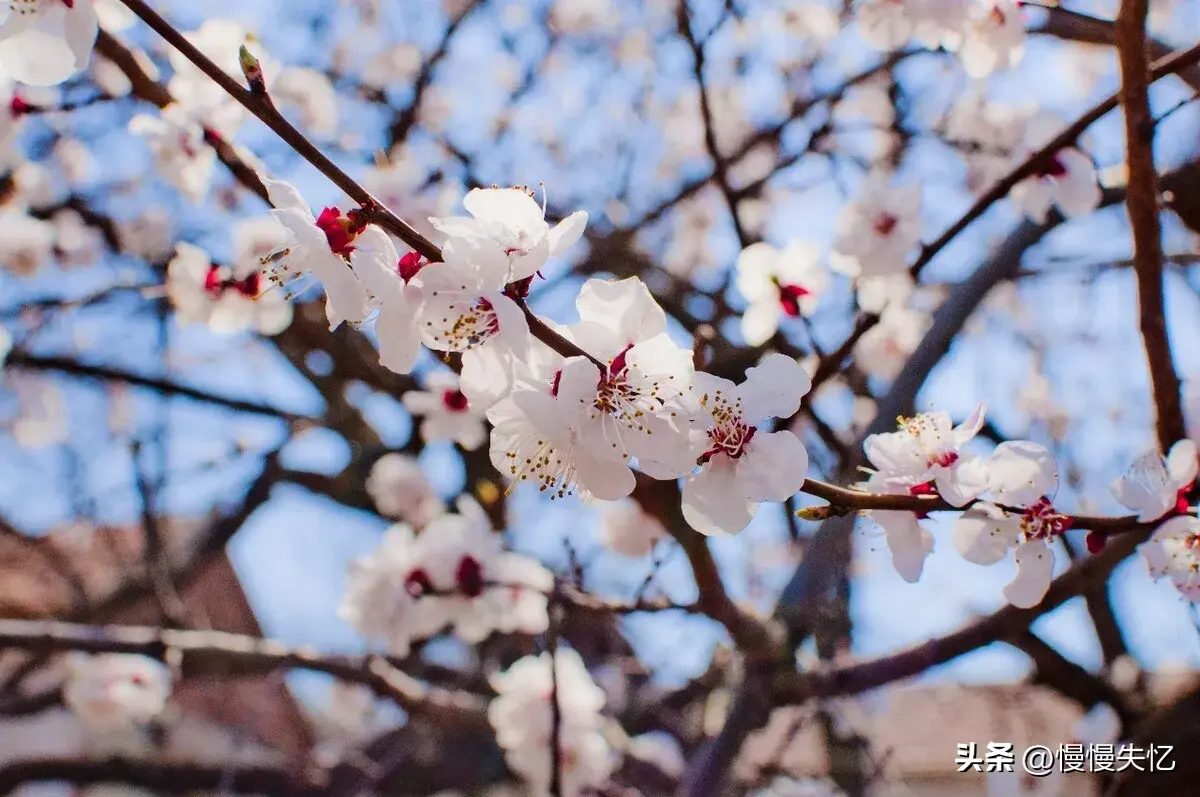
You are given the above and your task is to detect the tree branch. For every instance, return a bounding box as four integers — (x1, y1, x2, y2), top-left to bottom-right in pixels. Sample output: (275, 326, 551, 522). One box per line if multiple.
(1116, 0, 1184, 452)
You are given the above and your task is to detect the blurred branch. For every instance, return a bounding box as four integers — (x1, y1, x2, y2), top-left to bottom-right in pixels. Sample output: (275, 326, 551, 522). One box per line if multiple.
(1116, 0, 1185, 453)
(0, 619, 490, 727)
(5, 352, 302, 422)
(771, 527, 1150, 705)
(0, 756, 308, 797)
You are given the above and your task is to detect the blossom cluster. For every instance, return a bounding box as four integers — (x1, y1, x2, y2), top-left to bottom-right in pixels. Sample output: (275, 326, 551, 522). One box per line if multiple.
(339, 495, 554, 657)
(63, 652, 172, 733)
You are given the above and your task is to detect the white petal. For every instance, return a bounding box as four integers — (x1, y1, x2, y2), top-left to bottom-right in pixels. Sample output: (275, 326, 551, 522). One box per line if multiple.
(734, 242, 779, 302)
(1004, 540, 1054, 608)
(263, 178, 313, 217)
(682, 457, 756, 536)
(737, 430, 808, 503)
(1168, 439, 1198, 487)
(375, 298, 421, 375)
(547, 211, 588, 256)
(953, 505, 1019, 565)
(935, 455, 989, 507)
(574, 277, 666, 347)
(873, 510, 934, 583)
(987, 441, 1058, 506)
(1052, 148, 1102, 218)
(740, 300, 781, 347)
(951, 403, 987, 447)
(738, 353, 811, 422)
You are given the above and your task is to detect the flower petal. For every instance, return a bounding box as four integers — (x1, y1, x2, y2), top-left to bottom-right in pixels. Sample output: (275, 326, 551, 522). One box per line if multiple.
(682, 457, 756, 536)
(1004, 540, 1054, 608)
(737, 430, 808, 503)
(737, 353, 811, 423)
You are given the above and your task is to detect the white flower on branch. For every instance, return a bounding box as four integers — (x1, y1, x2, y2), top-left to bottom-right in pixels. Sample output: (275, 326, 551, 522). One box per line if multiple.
(832, 176, 922, 278)
(272, 66, 339, 138)
(1139, 515, 1200, 602)
(340, 496, 552, 655)
(861, 405, 989, 582)
(856, 0, 967, 52)
(129, 104, 216, 205)
(430, 185, 587, 284)
(63, 653, 171, 732)
(682, 353, 811, 536)
(401, 369, 488, 451)
(1008, 115, 1101, 223)
(954, 441, 1065, 608)
(0, 0, 98, 87)
(166, 242, 292, 335)
(734, 239, 828, 347)
(365, 452, 445, 528)
(488, 648, 618, 797)
(347, 224, 423, 376)
(956, 0, 1026, 79)
(1111, 439, 1197, 523)
(262, 177, 373, 331)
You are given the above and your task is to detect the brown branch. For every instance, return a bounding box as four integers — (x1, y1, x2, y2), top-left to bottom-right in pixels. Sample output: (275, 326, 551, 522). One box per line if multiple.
(1116, 0, 1185, 453)
(771, 527, 1149, 705)
(0, 619, 489, 728)
(0, 757, 310, 797)
(1009, 629, 1136, 724)
(114, 0, 441, 261)
(5, 352, 302, 422)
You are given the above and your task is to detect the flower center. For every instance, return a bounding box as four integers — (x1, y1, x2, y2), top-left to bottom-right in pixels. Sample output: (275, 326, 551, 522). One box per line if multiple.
(455, 556, 485, 598)
(697, 388, 755, 463)
(315, 206, 365, 257)
(423, 292, 502, 351)
(1020, 497, 1072, 540)
(203, 264, 260, 299)
(873, 212, 899, 237)
(775, 281, 811, 317)
(404, 568, 434, 598)
(1176, 482, 1194, 515)
(441, 389, 469, 412)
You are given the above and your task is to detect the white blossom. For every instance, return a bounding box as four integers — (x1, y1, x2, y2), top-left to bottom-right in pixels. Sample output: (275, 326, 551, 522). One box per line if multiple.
(682, 354, 811, 536)
(0, 0, 98, 86)
(627, 731, 684, 778)
(402, 369, 488, 450)
(832, 177, 922, 278)
(364, 452, 445, 528)
(262, 177, 373, 330)
(1139, 515, 1200, 601)
(488, 649, 617, 797)
(954, 442, 1065, 608)
(957, 0, 1026, 79)
(63, 653, 171, 732)
(598, 498, 667, 558)
(0, 210, 55, 276)
(1111, 440, 1197, 523)
(430, 186, 587, 283)
(129, 104, 216, 204)
(735, 240, 828, 346)
(1008, 115, 1101, 223)
(273, 66, 339, 138)
(165, 242, 292, 335)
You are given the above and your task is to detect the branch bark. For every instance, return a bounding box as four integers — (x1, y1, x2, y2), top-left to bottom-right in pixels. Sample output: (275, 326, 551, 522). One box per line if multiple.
(1116, 0, 1185, 453)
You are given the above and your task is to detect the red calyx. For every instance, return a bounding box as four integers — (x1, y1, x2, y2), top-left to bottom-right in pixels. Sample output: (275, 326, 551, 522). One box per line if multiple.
(442, 389, 469, 412)
(455, 556, 485, 598)
(62, 0, 75, 7)
(315, 207, 362, 256)
(908, 480, 937, 519)
(777, 283, 811, 317)
(1037, 155, 1068, 179)
(1176, 482, 1194, 515)
(504, 275, 535, 301)
(9, 95, 33, 118)
(1085, 531, 1106, 554)
(398, 251, 427, 282)
(204, 265, 260, 298)
(550, 369, 562, 397)
(203, 265, 224, 298)
(873, 212, 899, 237)
(404, 568, 434, 598)
(609, 343, 634, 377)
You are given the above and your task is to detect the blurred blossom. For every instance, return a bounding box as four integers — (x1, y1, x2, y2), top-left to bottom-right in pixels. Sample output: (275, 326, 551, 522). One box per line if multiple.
(855, 306, 929, 381)
(598, 498, 667, 558)
(54, 138, 96, 187)
(273, 66, 340, 138)
(365, 452, 446, 527)
(0, 211, 55, 276)
(117, 209, 175, 264)
(64, 653, 171, 732)
(627, 730, 685, 778)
